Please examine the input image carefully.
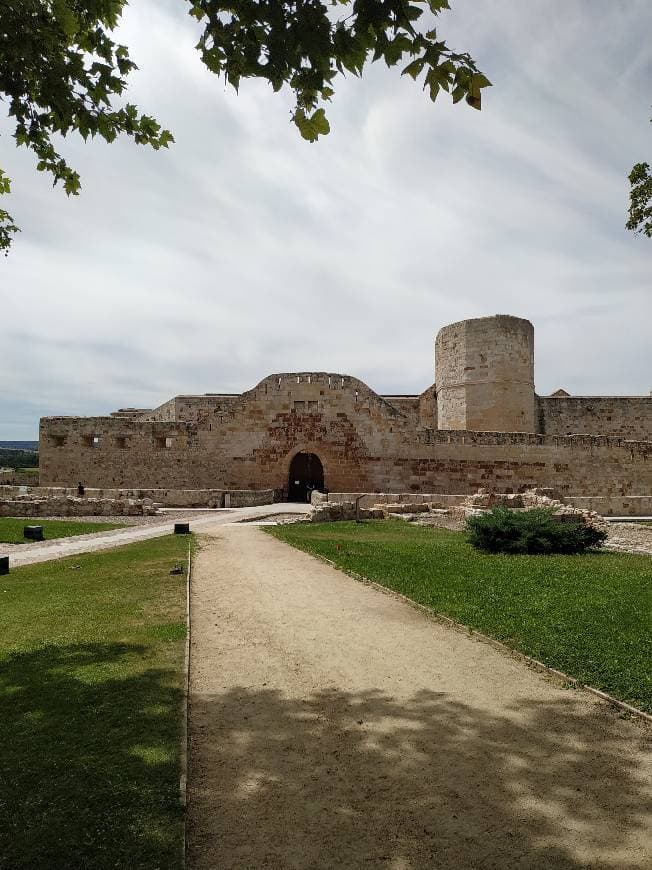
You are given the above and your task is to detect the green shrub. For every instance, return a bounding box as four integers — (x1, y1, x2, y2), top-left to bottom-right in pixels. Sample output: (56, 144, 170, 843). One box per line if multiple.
(466, 507, 607, 555)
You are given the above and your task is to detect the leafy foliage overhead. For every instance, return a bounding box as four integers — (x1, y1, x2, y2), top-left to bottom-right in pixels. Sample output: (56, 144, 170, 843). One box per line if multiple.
(0, 0, 174, 254)
(190, 0, 491, 140)
(0, 0, 490, 253)
(627, 160, 652, 238)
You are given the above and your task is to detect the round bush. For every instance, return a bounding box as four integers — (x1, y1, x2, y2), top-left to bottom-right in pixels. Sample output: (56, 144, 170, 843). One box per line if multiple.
(466, 507, 607, 555)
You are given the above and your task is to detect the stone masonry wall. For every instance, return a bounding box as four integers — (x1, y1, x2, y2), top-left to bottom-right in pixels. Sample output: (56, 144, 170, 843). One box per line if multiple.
(435, 315, 535, 432)
(141, 395, 241, 422)
(537, 396, 652, 440)
(40, 372, 652, 498)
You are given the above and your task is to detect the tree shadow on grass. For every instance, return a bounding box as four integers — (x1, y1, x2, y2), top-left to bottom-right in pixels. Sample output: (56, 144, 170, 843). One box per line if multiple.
(189, 687, 651, 870)
(0, 643, 183, 870)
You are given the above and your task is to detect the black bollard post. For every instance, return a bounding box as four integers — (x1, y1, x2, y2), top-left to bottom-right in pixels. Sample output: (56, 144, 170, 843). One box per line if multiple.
(0, 556, 8, 575)
(24, 525, 44, 541)
(174, 523, 190, 535)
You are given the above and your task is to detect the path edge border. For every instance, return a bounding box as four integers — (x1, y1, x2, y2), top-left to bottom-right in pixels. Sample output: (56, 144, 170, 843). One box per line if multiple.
(180, 541, 192, 869)
(274, 537, 652, 726)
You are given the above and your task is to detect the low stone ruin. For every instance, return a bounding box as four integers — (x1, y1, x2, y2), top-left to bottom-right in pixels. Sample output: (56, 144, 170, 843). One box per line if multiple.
(454, 488, 606, 527)
(0, 494, 158, 518)
(308, 487, 606, 529)
(309, 502, 385, 523)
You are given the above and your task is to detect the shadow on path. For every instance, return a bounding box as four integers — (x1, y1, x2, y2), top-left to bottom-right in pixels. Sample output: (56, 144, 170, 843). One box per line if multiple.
(189, 687, 651, 869)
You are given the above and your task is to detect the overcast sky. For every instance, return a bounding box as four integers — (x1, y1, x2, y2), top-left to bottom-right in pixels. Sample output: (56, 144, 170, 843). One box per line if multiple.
(1, 0, 650, 438)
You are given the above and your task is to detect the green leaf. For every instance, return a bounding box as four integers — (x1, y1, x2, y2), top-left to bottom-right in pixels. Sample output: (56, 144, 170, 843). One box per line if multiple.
(470, 72, 492, 90)
(451, 84, 466, 103)
(403, 58, 426, 80)
(0, 170, 11, 195)
(293, 108, 330, 142)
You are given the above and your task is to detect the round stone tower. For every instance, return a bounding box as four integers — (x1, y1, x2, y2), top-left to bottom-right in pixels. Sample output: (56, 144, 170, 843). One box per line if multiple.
(435, 315, 535, 432)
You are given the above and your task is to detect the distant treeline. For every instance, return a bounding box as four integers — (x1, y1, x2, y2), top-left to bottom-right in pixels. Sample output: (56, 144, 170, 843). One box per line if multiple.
(0, 449, 39, 469)
(0, 441, 38, 450)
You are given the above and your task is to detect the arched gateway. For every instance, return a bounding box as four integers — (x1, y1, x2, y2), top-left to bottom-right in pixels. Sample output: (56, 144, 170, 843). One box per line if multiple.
(288, 452, 324, 503)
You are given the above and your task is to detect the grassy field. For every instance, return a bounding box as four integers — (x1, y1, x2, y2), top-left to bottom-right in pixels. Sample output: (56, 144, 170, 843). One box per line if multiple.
(0, 517, 123, 544)
(0, 536, 191, 869)
(268, 521, 652, 712)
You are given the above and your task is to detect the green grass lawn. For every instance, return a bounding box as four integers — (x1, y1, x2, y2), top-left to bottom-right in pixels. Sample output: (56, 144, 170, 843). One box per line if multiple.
(268, 521, 652, 712)
(0, 535, 191, 869)
(0, 517, 123, 544)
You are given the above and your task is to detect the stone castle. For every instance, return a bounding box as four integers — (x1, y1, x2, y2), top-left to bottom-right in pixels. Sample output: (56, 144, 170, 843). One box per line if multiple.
(40, 315, 652, 509)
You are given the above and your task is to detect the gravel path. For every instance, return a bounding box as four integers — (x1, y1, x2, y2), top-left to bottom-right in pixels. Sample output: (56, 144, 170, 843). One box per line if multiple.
(1, 504, 309, 567)
(188, 524, 651, 870)
(604, 522, 652, 556)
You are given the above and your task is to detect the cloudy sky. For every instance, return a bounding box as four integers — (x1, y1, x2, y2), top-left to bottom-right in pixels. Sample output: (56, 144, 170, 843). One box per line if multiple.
(1, 0, 650, 438)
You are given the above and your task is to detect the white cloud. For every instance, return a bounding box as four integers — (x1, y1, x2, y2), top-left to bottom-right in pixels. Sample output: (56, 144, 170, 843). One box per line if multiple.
(1, 0, 651, 437)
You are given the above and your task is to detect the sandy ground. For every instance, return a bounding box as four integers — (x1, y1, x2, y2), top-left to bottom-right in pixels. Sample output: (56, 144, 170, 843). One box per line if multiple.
(188, 524, 651, 870)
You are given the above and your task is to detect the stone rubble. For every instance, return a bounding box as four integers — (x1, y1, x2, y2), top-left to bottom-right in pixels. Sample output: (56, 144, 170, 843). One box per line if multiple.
(308, 488, 652, 556)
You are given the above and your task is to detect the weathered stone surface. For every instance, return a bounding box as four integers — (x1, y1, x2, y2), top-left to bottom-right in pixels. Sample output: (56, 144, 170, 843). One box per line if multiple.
(0, 486, 273, 509)
(0, 496, 157, 518)
(436, 315, 535, 433)
(379, 503, 431, 515)
(0, 469, 39, 486)
(537, 396, 652, 439)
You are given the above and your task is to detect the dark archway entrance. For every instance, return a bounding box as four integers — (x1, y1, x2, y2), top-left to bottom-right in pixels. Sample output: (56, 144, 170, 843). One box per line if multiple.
(288, 452, 324, 503)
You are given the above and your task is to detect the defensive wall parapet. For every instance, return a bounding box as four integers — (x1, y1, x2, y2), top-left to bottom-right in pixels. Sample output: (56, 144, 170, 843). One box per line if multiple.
(537, 395, 652, 440)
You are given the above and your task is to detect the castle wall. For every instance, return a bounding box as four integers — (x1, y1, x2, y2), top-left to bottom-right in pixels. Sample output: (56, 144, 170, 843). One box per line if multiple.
(139, 398, 177, 422)
(40, 372, 652, 499)
(38, 314, 652, 506)
(537, 396, 652, 440)
(380, 396, 421, 425)
(435, 315, 535, 432)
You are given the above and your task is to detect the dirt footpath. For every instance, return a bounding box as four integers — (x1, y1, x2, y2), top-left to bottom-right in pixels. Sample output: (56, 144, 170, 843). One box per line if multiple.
(188, 525, 651, 870)
(2, 503, 308, 567)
